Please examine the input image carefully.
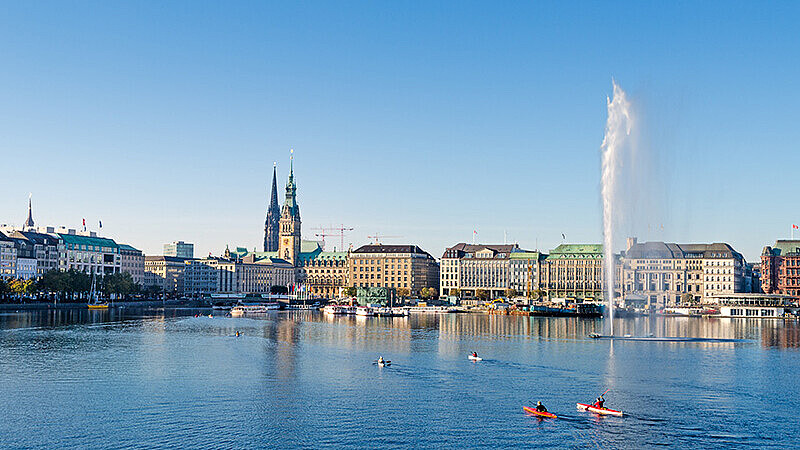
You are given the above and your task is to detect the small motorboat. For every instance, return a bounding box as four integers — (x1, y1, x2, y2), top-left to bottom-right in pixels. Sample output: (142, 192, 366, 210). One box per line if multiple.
(523, 407, 557, 419)
(87, 303, 109, 309)
(576, 403, 623, 417)
(468, 355, 482, 361)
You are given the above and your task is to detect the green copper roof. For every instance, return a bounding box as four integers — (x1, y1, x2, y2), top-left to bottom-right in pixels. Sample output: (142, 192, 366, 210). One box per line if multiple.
(547, 244, 603, 259)
(771, 240, 800, 256)
(59, 233, 118, 249)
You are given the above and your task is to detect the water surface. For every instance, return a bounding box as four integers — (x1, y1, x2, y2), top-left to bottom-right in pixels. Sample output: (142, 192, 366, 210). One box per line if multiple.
(1, 309, 798, 448)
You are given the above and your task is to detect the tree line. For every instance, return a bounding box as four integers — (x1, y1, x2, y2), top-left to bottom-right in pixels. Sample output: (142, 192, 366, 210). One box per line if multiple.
(0, 269, 153, 303)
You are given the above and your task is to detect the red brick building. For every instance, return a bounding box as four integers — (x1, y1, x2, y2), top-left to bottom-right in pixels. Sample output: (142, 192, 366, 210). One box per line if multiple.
(761, 240, 800, 301)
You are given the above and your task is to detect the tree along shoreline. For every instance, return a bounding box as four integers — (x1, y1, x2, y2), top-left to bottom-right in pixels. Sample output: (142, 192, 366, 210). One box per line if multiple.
(0, 269, 163, 304)
(0, 299, 197, 310)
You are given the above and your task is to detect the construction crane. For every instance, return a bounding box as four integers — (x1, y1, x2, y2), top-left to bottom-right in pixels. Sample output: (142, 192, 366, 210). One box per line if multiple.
(366, 234, 402, 245)
(311, 224, 354, 251)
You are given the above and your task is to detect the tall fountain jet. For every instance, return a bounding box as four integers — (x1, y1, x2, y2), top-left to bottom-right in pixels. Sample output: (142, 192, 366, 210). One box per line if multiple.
(601, 81, 632, 336)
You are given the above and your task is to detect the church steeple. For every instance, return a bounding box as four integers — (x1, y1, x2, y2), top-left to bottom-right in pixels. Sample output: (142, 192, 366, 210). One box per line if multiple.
(279, 149, 301, 265)
(264, 163, 281, 251)
(24, 194, 34, 229)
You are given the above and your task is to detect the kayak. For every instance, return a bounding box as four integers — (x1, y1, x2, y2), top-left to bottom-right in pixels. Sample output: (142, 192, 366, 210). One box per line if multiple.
(576, 403, 623, 417)
(523, 406, 557, 419)
(468, 355, 483, 361)
(376, 360, 391, 366)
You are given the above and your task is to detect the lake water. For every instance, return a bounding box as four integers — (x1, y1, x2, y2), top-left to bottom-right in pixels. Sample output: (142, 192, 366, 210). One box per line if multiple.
(1, 308, 799, 448)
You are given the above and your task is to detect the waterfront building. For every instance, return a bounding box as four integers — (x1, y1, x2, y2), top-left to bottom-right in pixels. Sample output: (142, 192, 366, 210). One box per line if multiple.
(509, 251, 547, 298)
(264, 164, 281, 252)
(348, 244, 439, 297)
(185, 255, 295, 297)
(144, 256, 190, 294)
(6, 231, 62, 276)
(118, 244, 145, 285)
(0, 233, 16, 279)
(541, 244, 605, 301)
(163, 241, 194, 259)
(60, 233, 120, 276)
(761, 240, 800, 301)
(621, 238, 747, 307)
(440, 243, 545, 300)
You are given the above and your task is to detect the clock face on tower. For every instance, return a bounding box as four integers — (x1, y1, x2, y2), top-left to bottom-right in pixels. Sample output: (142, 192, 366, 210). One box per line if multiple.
(284, 239, 289, 245)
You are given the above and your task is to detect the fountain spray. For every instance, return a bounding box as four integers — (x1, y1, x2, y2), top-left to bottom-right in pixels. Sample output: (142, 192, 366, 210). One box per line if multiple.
(601, 80, 632, 336)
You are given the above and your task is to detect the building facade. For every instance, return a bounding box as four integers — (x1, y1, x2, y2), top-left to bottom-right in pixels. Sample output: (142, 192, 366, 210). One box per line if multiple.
(542, 244, 605, 301)
(440, 243, 544, 299)
(348, 244, 439, 296)
(8, 231, 62, 276)
(0, 233, 16, 279)
(163, 241, 194, 259)
(761, 240, 800, 301)
(60, 233, 121, 275)
(185, 256, 295, 297)
(621, 238, 747, 307)
(119, 244, 145, 285)
(144, 256, 190, 294)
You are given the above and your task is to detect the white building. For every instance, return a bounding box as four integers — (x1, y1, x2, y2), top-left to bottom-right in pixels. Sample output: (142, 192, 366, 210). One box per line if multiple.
(59, 232, 121, 276)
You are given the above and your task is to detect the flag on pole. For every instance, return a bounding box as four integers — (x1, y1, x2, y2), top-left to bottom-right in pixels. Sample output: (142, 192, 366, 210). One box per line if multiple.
(82, 218, 86, 231)
(793, 224, 798, 230)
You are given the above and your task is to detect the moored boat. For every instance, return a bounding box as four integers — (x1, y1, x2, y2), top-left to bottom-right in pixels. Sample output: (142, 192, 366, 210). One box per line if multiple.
(576, 403, 623, 417)
(523, 407, 557, 419)
(230, 304, 278, 317)
(87, 303, 109, 309)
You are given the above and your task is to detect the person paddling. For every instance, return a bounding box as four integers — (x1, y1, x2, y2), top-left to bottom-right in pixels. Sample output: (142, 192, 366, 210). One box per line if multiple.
(535, 401, 547, 413)
(471, 352, 478, 358)
(378, 356, 385, 364)
(593, 396, 605, 409)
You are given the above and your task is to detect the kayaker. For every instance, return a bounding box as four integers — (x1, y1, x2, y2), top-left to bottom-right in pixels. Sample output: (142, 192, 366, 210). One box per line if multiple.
(378, 356, 385, 364)
(593, 396, 605, 409)
(471, 352, 478, 358)
(535, 401, 547, 413)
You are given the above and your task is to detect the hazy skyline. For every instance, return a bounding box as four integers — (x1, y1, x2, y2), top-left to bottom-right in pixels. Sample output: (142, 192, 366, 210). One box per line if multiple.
(2, 1, 799, 261)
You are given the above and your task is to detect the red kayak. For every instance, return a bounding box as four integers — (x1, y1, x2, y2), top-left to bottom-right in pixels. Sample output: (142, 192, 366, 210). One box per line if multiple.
(576, 403, 623, 417)
(523, 406, 557, 419)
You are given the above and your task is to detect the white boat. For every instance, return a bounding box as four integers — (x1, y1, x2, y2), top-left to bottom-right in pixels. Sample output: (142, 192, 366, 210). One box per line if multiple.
(323, 304, 349, 314)
(468, 355, 483, 361)
(230, 304, 279, 317)
(356, 307, 375, 316)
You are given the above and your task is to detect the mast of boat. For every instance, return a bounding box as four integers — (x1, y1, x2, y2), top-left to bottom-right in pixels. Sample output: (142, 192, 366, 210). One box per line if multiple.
(89, 272, 97, 304)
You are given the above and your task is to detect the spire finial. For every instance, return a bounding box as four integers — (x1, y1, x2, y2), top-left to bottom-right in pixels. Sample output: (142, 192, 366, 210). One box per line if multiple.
(290, 148, 294, 175)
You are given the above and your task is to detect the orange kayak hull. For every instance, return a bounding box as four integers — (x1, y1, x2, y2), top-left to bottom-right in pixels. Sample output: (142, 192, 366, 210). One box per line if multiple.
(576, 403, 623, 417)
(523, 406, 557, 419)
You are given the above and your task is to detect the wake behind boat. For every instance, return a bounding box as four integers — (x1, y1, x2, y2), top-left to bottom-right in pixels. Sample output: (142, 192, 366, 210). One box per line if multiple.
(588, 333, 744, 343)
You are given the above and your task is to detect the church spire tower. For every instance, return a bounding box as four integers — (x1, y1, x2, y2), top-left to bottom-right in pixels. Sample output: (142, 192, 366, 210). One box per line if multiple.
(24, 194, 34, 229)
(279, 149, 301, 265)
(264, 163, 281, 251)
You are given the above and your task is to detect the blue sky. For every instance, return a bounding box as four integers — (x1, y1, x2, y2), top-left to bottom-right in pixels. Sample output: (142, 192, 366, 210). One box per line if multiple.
(1, 1, 798, 261)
